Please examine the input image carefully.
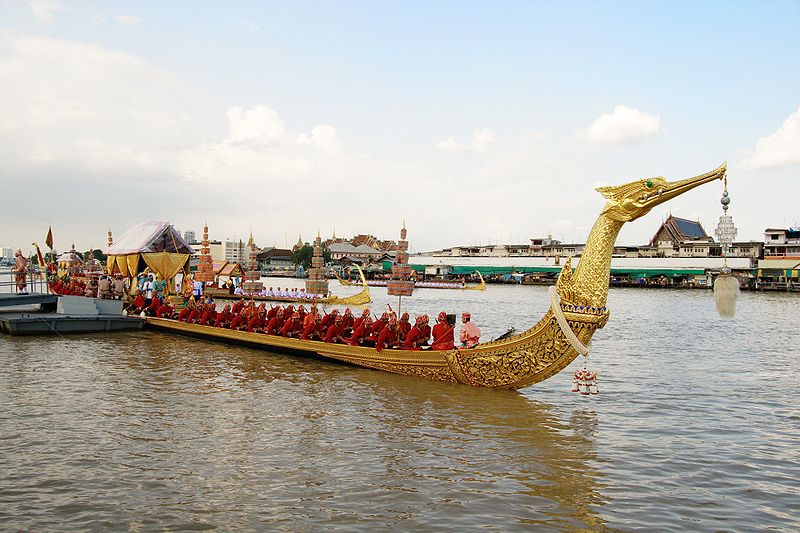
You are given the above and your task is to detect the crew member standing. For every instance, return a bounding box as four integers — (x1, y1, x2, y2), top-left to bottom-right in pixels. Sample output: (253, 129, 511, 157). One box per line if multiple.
(430, 311, 454, 350)
(459, 312, 481, 348)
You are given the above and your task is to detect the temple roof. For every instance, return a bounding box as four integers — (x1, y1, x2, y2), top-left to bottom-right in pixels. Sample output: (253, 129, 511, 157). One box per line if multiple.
(329, 242, 382, 255)
(672, 217, 707, 238)
(650, 215, 710, 246)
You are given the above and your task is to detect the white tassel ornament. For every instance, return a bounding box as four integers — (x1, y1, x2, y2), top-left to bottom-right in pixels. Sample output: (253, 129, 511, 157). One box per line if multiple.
(714, 272, 739, 318)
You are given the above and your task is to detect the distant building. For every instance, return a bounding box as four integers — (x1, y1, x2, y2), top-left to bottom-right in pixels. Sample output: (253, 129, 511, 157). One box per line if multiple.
(328, 242, 384, 262)
(648, 215, 711, 257)
(189, 239, 224, 262)
(1, 247, 12, 259)
(417, 215, 762, 261)
(423, 242, 584, 259)
(257, 248, 293, 270)
(763, 228, 800, 257)
(225, 239, 247, 264)
(348, 234, 396, 252)
(184, 230, 196, 243)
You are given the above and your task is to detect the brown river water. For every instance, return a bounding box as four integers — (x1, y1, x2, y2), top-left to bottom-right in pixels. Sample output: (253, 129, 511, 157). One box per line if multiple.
(1, 280, 798, 531)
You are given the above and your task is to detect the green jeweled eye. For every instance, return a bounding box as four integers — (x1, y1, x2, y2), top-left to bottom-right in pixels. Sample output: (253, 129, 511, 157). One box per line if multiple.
(645, 180, 654, 188)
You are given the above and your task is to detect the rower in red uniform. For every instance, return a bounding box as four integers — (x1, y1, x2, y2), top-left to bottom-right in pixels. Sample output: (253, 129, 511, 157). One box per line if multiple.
(232, 298, 246, 315)
(403, 315, 425, 350)
(156, 297, 175, 319)
(214, 304, 232, 327)
(323, 316, 344, 343)
(320, 309, 338, 330)
(341, 308, 354, 331)
(266, 309, 284, 335)
(246, 308, 265, 332)
(200, 303, 217, 325)
(229, 310, 246, 330)
(375, 317, 398, 352)
(368, 312, 388, 341)
(280, 314, 300, 337)
(418, 314, 431, 347)
(177, 300, 194, 322)
(187, 302, 203, 324)
(145, 296, 161, 317)
(430, 311, 455, 350)
(352, 308, 369, 333)
(348, 315, 372, 346)
(300, 313, 321, 340)
(128, 292, 146, 315)
(397, 312, 411, 342)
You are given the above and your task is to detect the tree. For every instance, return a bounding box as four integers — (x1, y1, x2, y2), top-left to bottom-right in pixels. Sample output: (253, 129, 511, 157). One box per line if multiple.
(291, 244, 313, 270)
(291, 243, 331, 270)
(83, 249, 107, 262)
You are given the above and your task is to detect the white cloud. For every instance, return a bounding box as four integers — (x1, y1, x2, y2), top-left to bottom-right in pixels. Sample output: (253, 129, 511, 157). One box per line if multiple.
(297, 124, 341, 155)
(114, 15, 141, 24)
(181, 141, 315, 184)
(181, 107, 343, 184)
(0, 31, 196, 177)
(740, 106, 800, 169)
(225, 105, 285, 146)
(472, 128, 495, 152)
(436, 128, 495, 152)
(435, 137, 465, 151)
(28, 0, 59, 21)
(576, 105, 661, 144)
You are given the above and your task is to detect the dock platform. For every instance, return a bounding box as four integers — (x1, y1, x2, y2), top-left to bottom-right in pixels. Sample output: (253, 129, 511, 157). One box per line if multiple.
(0, 312, 144, 336)
(0, 292, 58, 309)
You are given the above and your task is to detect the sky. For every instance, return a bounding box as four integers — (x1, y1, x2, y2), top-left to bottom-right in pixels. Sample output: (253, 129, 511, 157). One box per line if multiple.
(1, 0, 798, 255)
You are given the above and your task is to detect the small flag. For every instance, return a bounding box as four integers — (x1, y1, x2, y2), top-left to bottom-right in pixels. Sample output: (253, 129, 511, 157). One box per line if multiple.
(45, 225, 54, 250)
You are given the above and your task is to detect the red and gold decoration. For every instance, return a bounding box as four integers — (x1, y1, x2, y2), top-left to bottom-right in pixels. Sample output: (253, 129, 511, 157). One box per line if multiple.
(305, 231, 329, 296)
(571, 367, 598, 395)
(195, 223, 215, 284)
(242, 230, 263, 293)
(387, 222, 414, 297)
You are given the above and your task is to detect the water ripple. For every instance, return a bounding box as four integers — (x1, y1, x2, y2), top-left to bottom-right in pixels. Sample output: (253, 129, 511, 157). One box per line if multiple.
(1, 286, 798, 531)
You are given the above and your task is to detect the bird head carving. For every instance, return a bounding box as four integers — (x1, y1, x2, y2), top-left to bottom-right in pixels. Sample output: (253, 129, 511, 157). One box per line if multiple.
(596, 163, 727, 222)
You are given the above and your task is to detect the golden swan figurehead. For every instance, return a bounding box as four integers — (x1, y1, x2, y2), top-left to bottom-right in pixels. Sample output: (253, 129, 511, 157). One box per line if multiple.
(596, 162, 727, 222)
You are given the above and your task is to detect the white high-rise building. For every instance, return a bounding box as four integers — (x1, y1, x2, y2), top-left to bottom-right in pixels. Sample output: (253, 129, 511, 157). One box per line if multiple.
(184, 230, 196, 243)
(1, 247, 13, 259)
(225, 239, 247, 264)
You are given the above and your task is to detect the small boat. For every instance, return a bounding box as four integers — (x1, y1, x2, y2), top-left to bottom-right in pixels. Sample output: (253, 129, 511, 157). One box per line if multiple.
(335, 270, 487, 291)
(147, 164, 726, 389)
(209, 265, 372, 306)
